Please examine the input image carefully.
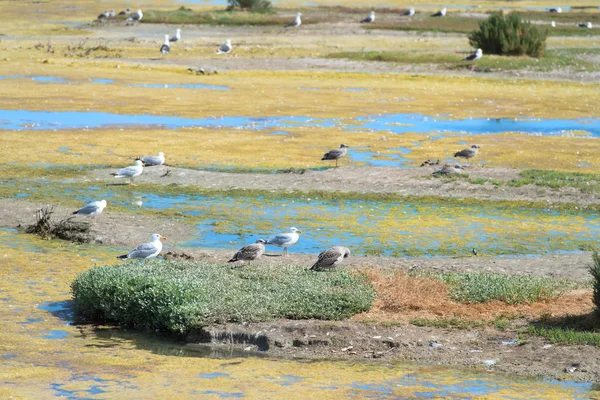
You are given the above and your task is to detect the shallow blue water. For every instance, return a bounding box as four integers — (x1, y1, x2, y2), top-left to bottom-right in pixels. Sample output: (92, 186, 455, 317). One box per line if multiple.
(32, 186, 597, 256)
(1, 109, 598, 136)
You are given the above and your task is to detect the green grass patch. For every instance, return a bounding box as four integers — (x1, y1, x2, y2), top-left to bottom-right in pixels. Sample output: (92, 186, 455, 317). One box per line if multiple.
(468, 177, 504, 187)
(71, 261, 375, 333)
(142, 7, 283, 26)
(508, 169, 600, 194)
(410, 317, 484, 329)
(433, 272, 579, 304)
(330, 48, 600, 72)
(527, 326, 600, 346)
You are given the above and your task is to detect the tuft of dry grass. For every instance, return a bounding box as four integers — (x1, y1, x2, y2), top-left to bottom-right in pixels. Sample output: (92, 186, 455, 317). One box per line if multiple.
(358, 268, 593, 325)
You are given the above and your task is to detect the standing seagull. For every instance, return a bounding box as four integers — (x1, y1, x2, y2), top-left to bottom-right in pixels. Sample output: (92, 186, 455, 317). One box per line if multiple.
(266, 227, 302, 256)
(431, 7, 447, 17)
(160, 35, 170, 54)
(118, 8, 131, 16)
(310, 247, 351, 271)
(463, 48, 482, 61)
(454, 144, 480, 163)
(117, 233, 166, 261)
(405, 8, 415, 16)
(170, 28, 181, 43)
(126, 9, 143, 24)
(321, 144, 349, 168)
(361, 11, 375, 23)
(138, 152, 165, 166)
(551, 21, 556, 28)
(229, 239, 266, 263)
(285, 12, 302, 28)
(217, 39, 232, 54)
(73, 199, 107, 220)
(111, 160, 144, 185)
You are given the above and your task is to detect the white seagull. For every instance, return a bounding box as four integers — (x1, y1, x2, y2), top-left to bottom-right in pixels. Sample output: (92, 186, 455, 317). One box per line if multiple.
(432, 7, 447, 17)
(229, 239, 266, 263)
(549, 7, 562, 13)
(285, 12, 302, 28)
(551, 21, 556, 28)
(463, 48, 482, 61)
(266, 227, 302, 256)
(361, 11, 375, 23)
(111, 160, 144, 185)
(126, 9, 143, 24)
(73, 199, 107, 219)
(405, 8, 415, 16)
(160, 35, 170, 54)
(117, 233, 166, 261)
(578, 22, 593, 29)
(138, 152, 165, 166)
(310, 247, 351, 271)
(217, 39, 232, 54)
(170, 28, 181, 42)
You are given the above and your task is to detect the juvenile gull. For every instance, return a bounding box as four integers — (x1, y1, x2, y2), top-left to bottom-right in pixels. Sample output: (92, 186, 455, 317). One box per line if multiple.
(126, 9, 143, 24)
(432, 164, 463, 176)
(170, 28, 181, 42)
(266, 227, 302, 256)
(117, 233, 166, 261)
(229, 239, 266, 263)
(405, 7, 415, 16)
(217, 39, 232, 54)
(138, 152, 165, 166)
(73, 199, 107, 219)
(111, 160, 144, 185)
(310, 246, 351, 271)
(285, 12, 302, 28)
(160, 35, 170, 54)
(431, 7, 447, 17)
(321, 144, 349, 168)
(118, 8, 131, 16)
(361, 11, 375, 23)
(454, 144, 480, 163)
(463, 48, 482, 61)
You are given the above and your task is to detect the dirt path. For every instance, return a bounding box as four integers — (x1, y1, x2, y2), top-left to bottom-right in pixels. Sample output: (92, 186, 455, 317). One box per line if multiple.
(89, 165, 600, 206)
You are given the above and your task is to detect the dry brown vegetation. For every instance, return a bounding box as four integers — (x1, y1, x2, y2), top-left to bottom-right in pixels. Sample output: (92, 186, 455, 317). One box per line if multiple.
(357, 268, 594, 324)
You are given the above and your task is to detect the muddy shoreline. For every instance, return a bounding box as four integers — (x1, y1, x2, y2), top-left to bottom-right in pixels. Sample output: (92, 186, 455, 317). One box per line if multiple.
(184, 318, 600, 383)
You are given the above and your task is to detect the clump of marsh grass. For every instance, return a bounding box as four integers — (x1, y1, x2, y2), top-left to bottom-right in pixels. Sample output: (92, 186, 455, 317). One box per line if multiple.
(71, 261, 375, 333)
(226, 0, 272, 12)
(590, 250, 600, 315)
(25, 205, 92, 243)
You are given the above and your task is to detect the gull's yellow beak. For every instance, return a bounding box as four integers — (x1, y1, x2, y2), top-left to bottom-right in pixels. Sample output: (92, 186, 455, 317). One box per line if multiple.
(161, 236, 167, 240)
(297, 230, 303, 234)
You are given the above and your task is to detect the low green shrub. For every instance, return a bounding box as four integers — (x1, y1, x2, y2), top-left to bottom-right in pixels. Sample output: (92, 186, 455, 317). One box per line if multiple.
(71, 261, 375, 333)
(226, 0, 272, 12)
(591, 250, 600, 314)
(438, 272, 578, 304)
(468, 12, 548, 57)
